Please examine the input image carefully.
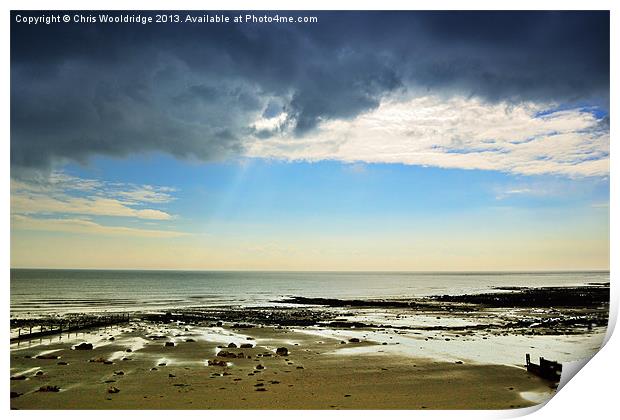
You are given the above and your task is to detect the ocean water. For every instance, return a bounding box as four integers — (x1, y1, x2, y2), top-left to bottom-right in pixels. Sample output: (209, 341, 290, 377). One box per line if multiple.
(10, 269, 609, 317)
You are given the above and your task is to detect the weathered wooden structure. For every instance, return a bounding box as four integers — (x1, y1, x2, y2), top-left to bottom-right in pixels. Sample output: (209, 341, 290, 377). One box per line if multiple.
(11, 313, 130, 342)
(525, 353, 562, 382)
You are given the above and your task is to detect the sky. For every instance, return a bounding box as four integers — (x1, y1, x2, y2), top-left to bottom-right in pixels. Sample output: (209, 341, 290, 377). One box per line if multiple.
(10, 11, 610, 270)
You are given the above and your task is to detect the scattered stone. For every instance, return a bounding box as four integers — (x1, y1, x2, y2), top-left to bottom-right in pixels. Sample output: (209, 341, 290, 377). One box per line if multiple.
(344, 394, 351, 397)
(217, 350, 239, 358)
(208, 359, 227, 367)
(165, 342, 175, 347)
(340, 341, 346, 344)
(108, 386, 120, 394)
(74, 342, 93, 350)
(38, 385, 60, 392)
(36, 354, 60, 359)
(122, 357, 132, 361)
(348, 338, 360, 343)
(103, 360, 114, 365)
(151, 367, 158, 371)
(10, 375, 26, 380)
(57, 361, 68, 366)
(185, 338, 196, 342)
(255, 387, 267, 392)
(126, 348, 133, 352)
(10, 391, 22, 398)
(108, 337, 115, 341)
(240, 343, 253, 349)
(35, 371, 44, 376)
(296, 366, 304, 369)
(169, 373, 176, 378)
(114, 371, 125, 376)
(227, 343, 238, 348)
(256, 364, 265, 370)
(158, 362, 167, 366)
(276, 347, 289, 356)
(455, 361, 463, 364)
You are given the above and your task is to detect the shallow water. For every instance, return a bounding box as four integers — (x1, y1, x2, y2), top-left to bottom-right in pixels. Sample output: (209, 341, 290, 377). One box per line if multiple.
(10, 269, 609, 316)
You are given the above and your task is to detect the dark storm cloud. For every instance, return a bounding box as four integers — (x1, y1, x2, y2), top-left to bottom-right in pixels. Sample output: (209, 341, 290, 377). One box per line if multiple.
(11, 11, 609, 171)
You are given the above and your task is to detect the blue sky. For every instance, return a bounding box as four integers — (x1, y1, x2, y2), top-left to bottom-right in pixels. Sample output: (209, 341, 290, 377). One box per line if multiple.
(10, 11, 609, 269)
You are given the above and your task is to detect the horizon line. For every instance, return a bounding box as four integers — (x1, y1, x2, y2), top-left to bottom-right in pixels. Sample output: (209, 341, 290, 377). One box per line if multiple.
(9, 267, 611, 274)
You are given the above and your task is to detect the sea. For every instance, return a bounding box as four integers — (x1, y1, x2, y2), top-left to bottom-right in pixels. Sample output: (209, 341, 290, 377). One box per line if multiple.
(10, 269, 609, 317)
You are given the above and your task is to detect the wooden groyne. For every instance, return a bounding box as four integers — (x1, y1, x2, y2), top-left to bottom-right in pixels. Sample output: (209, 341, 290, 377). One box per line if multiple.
(10, 313, 131, 342)
(525, 353, 562, 382)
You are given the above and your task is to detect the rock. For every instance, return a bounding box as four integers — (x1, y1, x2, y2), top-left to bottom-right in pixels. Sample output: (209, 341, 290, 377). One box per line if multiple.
(275, 347, 289, 356)
(296, 366, 304, 369)
(122, 357, 132, 361)
(126, 348, 133, 352)
(227, 343, 238, 348)
(38, 385, 61, 392)
(255, 387, 267, 392)
(348, 338, 360, 343)
(185, 338, 196, 342)
(158, 362, 167, 366)
(108, 386, 120, 394)
(10, 375, 26, 380)
(256, 364, 265, 370)
(35, 371, 44, 376)
(216, 321, 223, 327)
(114, 371, 125, 375)
(150, 367, 158, 371)
(240, 343, 253, 348)
(208, 359, 227, 367)
(108, 337, 115, 341)
(10, 391, 22, 398)
(74, 342, 93, 350)
(36, 354, 59, 359)
(455, 361, 463, 364)
(217, 350, 238, 358)
(169, 373, 176, 378)
(57, 361, 68, 365)
(165, 342, 175, 347)
(340, 341, 346, 344)
(103, 360, 114, 365)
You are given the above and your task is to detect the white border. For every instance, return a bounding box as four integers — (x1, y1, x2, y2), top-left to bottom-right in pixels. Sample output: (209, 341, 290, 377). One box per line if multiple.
(2, 2, 616, 420)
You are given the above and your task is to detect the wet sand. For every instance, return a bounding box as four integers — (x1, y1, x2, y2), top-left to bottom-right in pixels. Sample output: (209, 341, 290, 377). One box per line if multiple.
(10, 321, 555, 409)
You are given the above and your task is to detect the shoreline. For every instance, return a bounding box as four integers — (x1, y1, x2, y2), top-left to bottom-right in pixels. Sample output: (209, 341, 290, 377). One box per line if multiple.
(10, 284, 608, 409)
(11, 320, 557, 410)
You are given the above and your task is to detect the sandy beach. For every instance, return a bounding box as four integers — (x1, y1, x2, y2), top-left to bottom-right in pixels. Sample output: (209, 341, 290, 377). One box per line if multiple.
(10, 319, 558, 410)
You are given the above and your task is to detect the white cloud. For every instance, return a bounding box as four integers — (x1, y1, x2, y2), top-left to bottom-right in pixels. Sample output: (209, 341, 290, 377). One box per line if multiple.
(11, 173, 181, 237)
(246, 95, 609, 177)
(11, 215, 186, 238)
